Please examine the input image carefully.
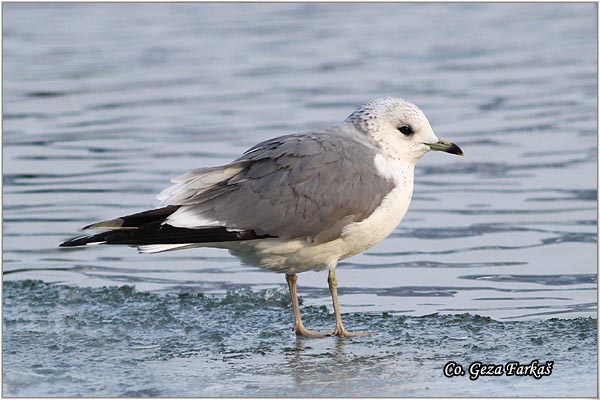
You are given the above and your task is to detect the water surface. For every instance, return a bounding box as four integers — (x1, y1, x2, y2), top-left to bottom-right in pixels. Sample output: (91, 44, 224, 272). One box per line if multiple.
(3, 280, 597, 397)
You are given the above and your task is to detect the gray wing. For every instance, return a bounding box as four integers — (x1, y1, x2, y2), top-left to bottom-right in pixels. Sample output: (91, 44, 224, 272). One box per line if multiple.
(158, 131, 396, 243)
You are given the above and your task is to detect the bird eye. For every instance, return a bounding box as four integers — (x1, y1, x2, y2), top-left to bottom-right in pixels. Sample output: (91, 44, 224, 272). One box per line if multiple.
(398, 125, 413, 136)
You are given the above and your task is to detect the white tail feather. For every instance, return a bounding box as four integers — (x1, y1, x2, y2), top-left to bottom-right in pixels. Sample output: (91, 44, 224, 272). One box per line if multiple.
(136, 243, 195, 254)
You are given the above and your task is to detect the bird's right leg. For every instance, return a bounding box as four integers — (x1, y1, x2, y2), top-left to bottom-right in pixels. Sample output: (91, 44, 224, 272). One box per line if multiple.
(285, 273, 329, 338)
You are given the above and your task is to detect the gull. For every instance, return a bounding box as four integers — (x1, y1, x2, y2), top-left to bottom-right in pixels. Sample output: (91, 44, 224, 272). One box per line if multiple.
(60, 97, 463, 338)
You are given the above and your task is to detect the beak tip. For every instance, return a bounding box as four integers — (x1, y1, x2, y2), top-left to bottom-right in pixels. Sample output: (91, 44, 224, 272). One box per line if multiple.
(446, 142, 464, 156)
(426, 139, 463, 156)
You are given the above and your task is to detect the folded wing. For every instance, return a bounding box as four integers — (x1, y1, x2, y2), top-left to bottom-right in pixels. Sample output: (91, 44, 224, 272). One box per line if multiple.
(60, 130, 397, 251)
(160, 131, 396, 243)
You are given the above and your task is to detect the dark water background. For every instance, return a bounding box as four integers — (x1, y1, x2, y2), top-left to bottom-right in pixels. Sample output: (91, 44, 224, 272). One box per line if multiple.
(3, 3, 597, 397)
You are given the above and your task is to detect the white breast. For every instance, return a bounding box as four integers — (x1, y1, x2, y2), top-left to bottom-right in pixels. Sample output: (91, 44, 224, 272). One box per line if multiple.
(338, 154, 415, 259)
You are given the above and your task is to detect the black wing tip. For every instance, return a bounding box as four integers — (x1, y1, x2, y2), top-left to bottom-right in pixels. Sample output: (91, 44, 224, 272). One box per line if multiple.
(59, 226, 273, 248)
(81, 223, 97, 231)
(60, 206, 183, 248)
(59, 238, 87, 247)
(59, 233, 106, 247)
(59, 239, 82, 247)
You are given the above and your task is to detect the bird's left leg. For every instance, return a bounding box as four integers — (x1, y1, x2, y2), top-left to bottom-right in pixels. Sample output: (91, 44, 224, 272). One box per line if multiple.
(327, 268, 376, 337)
(285, 273, 330, 338)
